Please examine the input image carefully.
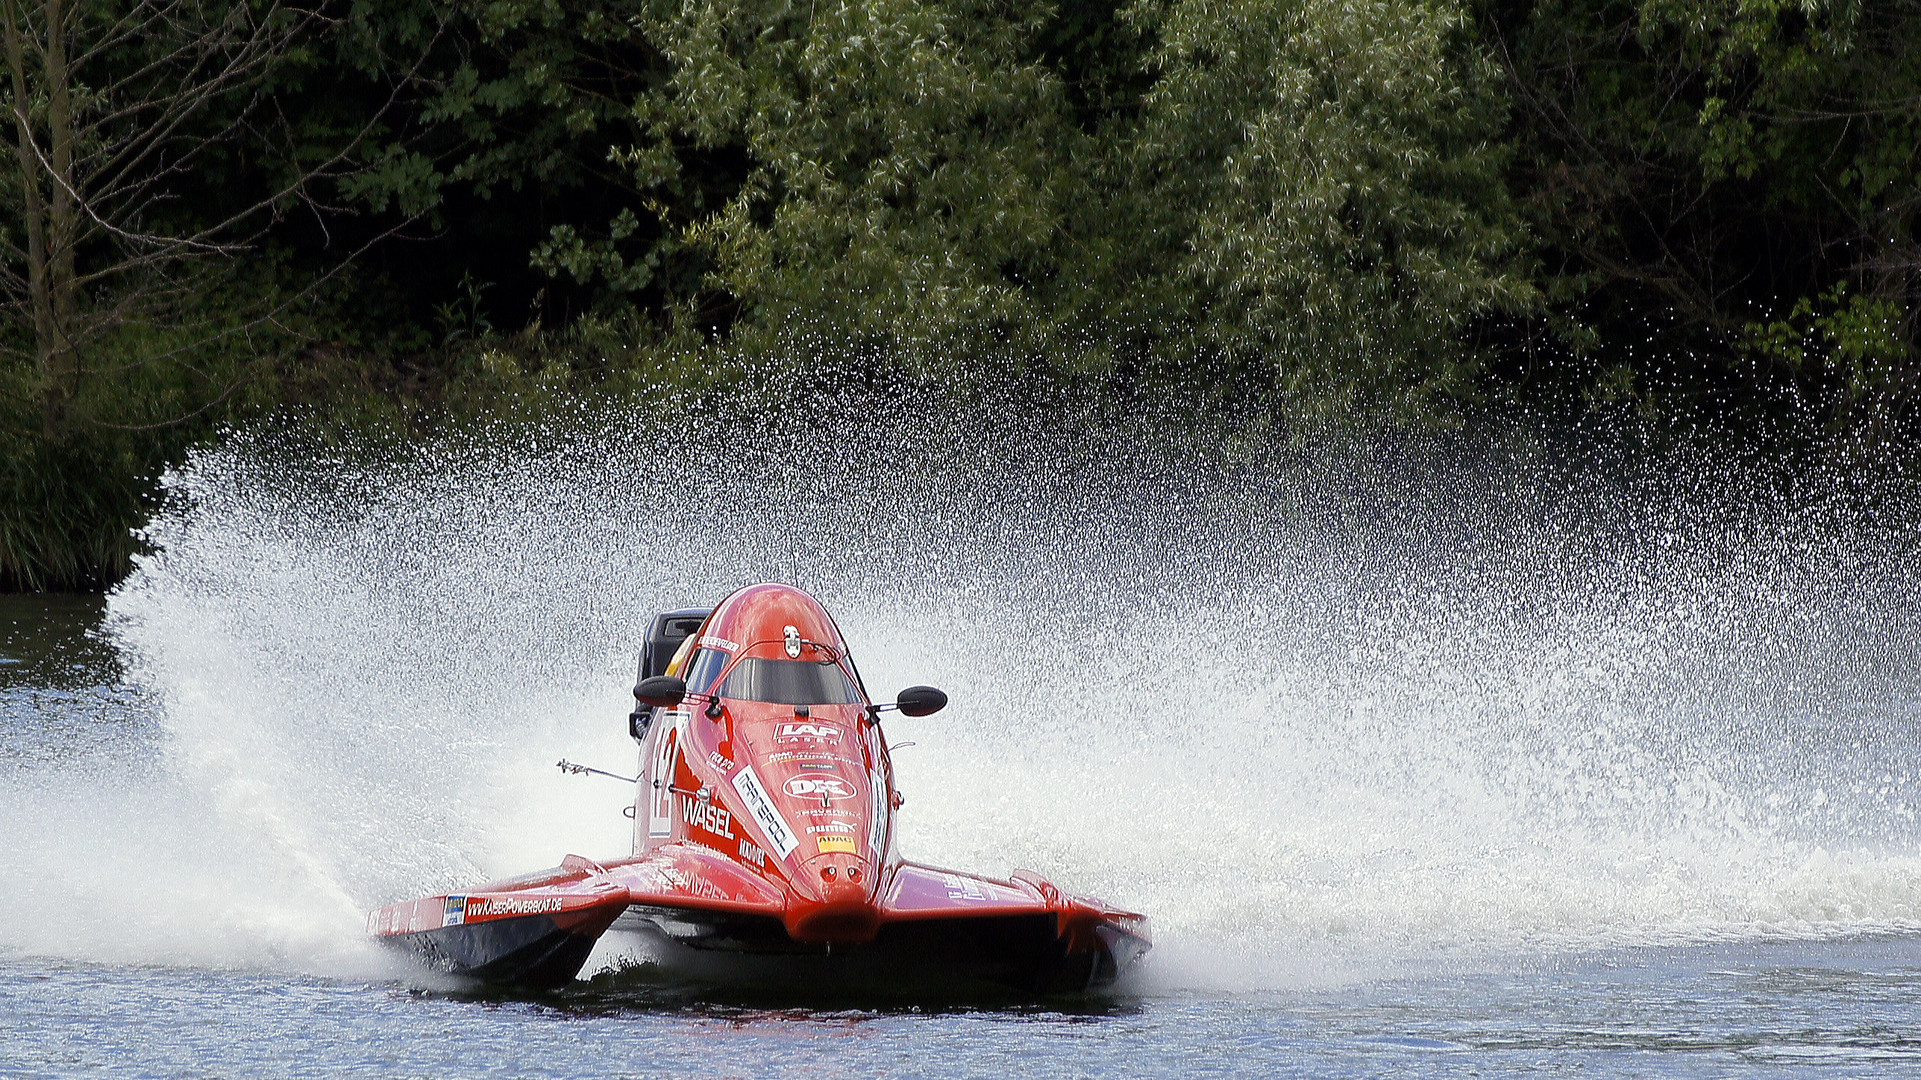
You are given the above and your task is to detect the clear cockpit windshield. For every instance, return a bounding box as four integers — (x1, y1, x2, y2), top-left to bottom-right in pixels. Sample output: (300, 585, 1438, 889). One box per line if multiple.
(683, 647, 728, 693)
(721, 657, 862, 705)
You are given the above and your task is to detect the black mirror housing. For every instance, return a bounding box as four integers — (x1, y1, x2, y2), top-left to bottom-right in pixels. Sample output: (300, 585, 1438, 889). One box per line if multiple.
(895, 685, 947, 717)
(634, 675, 687, 709)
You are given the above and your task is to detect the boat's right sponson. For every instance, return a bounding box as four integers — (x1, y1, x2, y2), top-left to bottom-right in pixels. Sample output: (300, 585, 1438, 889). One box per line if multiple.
(615, 904, 1147, 993)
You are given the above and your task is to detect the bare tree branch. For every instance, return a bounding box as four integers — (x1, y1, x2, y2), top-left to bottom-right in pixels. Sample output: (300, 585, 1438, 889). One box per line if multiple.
(0, 0, 444, 438)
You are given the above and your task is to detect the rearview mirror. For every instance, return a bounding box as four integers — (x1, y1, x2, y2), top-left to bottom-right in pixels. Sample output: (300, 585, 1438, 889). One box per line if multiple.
(895, 685, 947, 717)
(634, 675, 687, 708)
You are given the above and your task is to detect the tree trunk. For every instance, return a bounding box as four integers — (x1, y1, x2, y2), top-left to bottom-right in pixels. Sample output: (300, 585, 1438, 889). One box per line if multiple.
(0, 0, 66, 438)
(42, 0, 75, 440)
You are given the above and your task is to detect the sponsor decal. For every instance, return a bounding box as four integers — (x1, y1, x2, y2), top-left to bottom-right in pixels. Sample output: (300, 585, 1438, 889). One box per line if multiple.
(709, 750, 735, 771)
(869, 768, 888, 857)
(798, 762, 838, 771)
(801, 807, 856, 818)
(731, 766, 800, 858)
(945, 868, 991, 895)
(737, 838, 766, 869)
(698, 635, 740, 652)
(775, 722, 842, 743)
(680, 795, 734, 838)
(442, 895, 468, 927)
(807, 822, 856, 834)
(765, 750, 855, 766)
(816, 835, 856, 855)
(468, 896, 564, 918)
(783, 775, 855, 800)
(942, 873, 988, 901)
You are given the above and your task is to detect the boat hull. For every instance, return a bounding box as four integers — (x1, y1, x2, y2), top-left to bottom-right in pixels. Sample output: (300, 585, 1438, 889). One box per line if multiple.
(370, 853, 1149, 993)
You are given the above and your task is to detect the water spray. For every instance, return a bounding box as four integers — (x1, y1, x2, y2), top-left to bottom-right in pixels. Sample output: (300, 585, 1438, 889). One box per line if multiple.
(29, 394, 1916, 976)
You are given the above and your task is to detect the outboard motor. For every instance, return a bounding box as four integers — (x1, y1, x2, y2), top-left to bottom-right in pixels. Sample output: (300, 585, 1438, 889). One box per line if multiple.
(641, 608, 712, 680)
(631, 608, 711, 740)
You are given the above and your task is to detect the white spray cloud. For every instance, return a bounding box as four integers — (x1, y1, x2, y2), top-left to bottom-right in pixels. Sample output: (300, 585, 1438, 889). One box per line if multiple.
(2, 394, 1918, 982)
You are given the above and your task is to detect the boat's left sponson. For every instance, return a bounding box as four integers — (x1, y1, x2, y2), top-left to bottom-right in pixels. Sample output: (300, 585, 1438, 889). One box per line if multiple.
(369, 879, 631, 989)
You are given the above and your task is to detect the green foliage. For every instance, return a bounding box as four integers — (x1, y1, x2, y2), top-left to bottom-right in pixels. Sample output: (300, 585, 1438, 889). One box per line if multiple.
(1677, 0, 1921, 421)
(1495, 0, 1920, 426)
(0, 283, 298, 590)
(531, 209, 659, 294)
(602, 0, 1537, 408)
(1743, 281, 1907, 405)
(1130, 0, 1539, 407)
(0, 428, 153, 592)
(11, 0, 1921, 589)
(628, 0, 1070, 353)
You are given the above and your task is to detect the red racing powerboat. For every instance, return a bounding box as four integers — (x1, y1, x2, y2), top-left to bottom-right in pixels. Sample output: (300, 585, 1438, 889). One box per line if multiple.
(368, 583, 1149, 992)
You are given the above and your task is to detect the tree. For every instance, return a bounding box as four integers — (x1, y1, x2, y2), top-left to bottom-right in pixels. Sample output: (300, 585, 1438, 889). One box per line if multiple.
(623, 0, 1073, 358)
(0, 0, 451, 590)
(589, 0, 1537, 410)
(0, 0, 429, 443)
(1126, 0, 1539, 408)
(1685, 0, 1921, 433)
(1492, 0, 1921, 436)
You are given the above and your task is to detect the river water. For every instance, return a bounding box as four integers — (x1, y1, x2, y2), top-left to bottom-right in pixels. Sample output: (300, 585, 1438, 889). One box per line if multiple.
(4, 403, 1921, 1076)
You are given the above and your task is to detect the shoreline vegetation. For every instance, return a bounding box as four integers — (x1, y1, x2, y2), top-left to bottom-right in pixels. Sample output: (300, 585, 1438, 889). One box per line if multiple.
(4, 0, 1918, 591)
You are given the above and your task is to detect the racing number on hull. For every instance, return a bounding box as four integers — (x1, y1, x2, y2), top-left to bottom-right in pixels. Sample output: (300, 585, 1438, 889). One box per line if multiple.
(647, 719, 681, 839)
